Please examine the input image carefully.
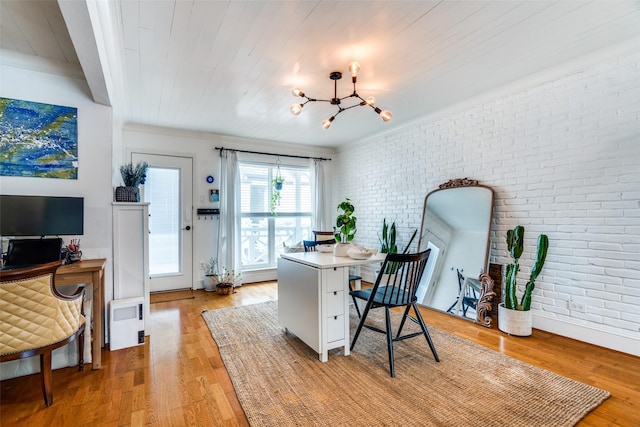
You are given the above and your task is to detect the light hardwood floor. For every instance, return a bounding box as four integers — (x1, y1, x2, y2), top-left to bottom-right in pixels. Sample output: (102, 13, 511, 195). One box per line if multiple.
(1, 281, 638, 426)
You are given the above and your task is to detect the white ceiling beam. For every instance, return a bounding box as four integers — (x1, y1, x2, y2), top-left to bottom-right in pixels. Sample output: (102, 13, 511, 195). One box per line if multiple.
(58, 0, 110, 106)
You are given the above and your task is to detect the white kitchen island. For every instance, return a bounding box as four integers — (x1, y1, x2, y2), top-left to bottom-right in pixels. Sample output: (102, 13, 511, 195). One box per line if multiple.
(277, 251, 385, 362)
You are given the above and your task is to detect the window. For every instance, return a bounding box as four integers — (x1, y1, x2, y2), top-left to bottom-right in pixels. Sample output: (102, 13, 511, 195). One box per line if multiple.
(145, 167, 180, 275)
(239, 161, 312, 269)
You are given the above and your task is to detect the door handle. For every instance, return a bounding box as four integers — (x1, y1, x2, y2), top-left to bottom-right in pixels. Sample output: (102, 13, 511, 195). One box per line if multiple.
(182, 225, 191, 231)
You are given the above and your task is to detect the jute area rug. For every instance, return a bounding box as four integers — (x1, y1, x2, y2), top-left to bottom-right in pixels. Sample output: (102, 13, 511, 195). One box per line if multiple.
(202, 301, 609, 427)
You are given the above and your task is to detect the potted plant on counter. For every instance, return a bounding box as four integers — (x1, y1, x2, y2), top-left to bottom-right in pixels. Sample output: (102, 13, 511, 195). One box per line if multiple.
(333, 198, 357, 256)
(498, 225, 549, 336)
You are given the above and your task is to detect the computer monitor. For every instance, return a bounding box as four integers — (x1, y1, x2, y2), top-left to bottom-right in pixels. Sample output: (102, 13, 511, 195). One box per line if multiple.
(4, 238, 63, 267)
(0, 195, 84, 237)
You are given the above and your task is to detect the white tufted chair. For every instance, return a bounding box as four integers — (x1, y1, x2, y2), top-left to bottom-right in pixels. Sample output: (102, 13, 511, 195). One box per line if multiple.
(0, 261, 86, 406)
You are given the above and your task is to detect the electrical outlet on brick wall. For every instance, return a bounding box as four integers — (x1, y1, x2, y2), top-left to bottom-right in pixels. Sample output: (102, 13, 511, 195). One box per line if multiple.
(569, 301, 586, 313)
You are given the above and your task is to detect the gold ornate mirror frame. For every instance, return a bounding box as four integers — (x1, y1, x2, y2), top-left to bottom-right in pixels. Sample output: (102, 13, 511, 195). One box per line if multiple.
(418, 178, 496, 327)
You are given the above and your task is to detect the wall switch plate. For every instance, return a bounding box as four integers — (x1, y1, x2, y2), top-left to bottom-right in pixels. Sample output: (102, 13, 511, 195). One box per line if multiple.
(569, 301, 586, 313)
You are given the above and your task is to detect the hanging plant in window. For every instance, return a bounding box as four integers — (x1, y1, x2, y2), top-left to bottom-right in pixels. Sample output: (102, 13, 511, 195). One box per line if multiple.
(270, 159, 285, 215)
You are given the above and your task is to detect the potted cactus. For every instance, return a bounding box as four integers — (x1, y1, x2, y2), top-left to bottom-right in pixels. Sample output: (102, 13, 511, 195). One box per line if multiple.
(498, 225, 549, 336)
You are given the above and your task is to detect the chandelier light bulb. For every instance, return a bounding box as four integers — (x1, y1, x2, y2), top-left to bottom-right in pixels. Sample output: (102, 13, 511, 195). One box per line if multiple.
(290, 63, 392, 129)
(348, 62, 360, 77)
(290, 103, 303, 115)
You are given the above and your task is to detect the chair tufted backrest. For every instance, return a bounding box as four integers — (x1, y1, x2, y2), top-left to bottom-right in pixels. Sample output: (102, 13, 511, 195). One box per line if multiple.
(0, 262, 85, 357)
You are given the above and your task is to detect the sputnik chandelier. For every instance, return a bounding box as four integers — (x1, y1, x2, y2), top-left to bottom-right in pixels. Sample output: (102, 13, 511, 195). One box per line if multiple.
(290, 62, 392, 129)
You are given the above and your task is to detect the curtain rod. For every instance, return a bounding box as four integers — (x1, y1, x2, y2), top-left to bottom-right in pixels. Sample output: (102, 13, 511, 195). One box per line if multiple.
(215, 146, 331, 161)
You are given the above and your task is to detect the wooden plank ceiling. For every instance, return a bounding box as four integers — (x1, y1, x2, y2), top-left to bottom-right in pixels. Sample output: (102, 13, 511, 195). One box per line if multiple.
(1, 0, 639, 147)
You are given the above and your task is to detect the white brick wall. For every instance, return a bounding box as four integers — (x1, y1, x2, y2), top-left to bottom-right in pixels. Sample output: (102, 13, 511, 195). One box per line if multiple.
(334, 49, 640, 355)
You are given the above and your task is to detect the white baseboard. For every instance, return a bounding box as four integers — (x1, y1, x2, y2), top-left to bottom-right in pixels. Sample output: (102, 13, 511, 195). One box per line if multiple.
(534, 312, 640, 357)
(241, 269, 277, 284)
(196, 269, 276, 290)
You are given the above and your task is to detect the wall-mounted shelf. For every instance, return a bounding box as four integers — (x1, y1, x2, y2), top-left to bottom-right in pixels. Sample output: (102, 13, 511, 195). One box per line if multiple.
(197, 208, 219, 219)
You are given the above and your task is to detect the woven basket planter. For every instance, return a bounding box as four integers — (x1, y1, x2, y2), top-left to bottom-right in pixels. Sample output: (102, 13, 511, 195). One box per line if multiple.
(216, 283, 234, 295)
(115, 186, 140, 202)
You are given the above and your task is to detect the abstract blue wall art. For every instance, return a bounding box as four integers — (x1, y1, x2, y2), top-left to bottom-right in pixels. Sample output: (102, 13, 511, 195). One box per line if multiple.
(0, 97, 78, 179)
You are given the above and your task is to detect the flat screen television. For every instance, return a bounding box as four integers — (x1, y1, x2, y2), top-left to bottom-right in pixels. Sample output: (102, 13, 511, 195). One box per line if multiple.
(0, 195, 84, 236)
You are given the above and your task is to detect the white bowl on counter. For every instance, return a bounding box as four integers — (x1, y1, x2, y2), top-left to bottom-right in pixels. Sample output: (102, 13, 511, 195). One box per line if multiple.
(317, 244, 334, 253)
(347, 246, 375, 260)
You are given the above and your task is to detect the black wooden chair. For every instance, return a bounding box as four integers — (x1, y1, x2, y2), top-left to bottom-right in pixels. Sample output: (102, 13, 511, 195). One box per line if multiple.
(446, 269, 478, 317)
(350, 250, 439, 377)
(304, 238, 361, 317)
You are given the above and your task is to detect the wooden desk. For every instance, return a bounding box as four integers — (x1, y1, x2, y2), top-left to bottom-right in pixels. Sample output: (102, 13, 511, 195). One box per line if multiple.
(278, 252, 385, 362)
(56, 258, 106, 369)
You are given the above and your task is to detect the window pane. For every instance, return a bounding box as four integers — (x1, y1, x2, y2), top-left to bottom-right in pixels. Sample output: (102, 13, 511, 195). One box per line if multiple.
(240, 164, 269, 213)
(145, 167, 180, 275)
(276, 168, 311, 213)
(240, 163, 311, 215)
(241, 216, 268, 268)
(239, 161, 312, 270)
(275, 216, 312, 256)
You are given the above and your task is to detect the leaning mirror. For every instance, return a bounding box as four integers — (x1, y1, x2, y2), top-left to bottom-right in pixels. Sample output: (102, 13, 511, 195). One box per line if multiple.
(417, 178, 496, 327)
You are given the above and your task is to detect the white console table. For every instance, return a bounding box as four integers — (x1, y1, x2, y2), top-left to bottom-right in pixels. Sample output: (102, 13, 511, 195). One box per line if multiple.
(278, 251, 386, 362)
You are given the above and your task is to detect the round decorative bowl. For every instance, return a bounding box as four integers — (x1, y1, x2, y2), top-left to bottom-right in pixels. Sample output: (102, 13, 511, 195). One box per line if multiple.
(317, 244, 334, 253)
(347, 247, 373, 260)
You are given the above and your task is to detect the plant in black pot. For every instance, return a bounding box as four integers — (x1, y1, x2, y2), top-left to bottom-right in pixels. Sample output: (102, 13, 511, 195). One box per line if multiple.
(116, 161, 149, 202)
(498, 225, 549, 336)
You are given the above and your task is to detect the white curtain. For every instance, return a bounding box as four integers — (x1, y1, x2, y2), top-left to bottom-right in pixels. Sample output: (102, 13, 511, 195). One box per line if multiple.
(311, 159, 329, 231)
(218, 150, 242, 282)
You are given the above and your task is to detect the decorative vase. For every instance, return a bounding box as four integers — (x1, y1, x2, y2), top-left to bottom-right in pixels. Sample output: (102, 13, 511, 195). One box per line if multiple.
(498, 303, 532, 336)
(333, 242, 351, 257)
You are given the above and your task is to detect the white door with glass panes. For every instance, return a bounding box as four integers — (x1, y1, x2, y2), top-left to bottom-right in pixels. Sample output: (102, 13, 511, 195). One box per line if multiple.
(132, 153, 194, 292)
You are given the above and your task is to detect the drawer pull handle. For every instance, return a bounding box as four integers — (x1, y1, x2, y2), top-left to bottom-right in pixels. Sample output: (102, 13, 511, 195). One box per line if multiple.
(334, 291, 337, 295)
(334, 316, 338, 320)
